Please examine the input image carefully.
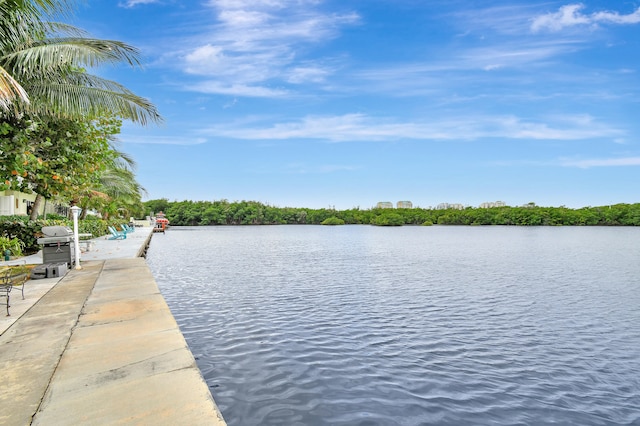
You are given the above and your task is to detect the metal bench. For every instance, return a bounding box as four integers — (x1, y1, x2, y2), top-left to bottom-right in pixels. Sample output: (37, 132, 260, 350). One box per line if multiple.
(0, 267, 29, 316)
(1, 268, 13, 316)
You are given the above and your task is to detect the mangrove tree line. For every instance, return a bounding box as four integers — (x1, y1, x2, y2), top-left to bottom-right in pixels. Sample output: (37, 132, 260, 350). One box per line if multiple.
(143, 199, 640, 227)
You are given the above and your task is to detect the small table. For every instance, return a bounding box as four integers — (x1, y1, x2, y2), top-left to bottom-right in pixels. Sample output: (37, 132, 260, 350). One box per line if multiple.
(78, 234, 94, 252)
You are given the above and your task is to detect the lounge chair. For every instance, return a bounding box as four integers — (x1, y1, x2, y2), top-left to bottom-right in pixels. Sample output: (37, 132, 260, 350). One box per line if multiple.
(108, 226, 127, 240)
(122, 224, 135, 233)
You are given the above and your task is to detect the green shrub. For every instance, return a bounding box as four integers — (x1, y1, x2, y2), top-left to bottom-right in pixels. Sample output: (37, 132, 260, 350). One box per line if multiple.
(45, 213, 68, 221)
(371, 213, 404, 226)
(0, 236, 25, 257)
(77, 218, 128, 238)
(321, 216, 345, 225)
(78, 219, 109, 238)
(422, 220, 433, 226)
(0, 217, 69, 254)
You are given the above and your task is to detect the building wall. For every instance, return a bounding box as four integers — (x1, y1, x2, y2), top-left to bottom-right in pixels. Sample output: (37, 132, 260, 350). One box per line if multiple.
(376, 202, 394, 209)
(479, 201, 507, 208)
(436, 203, 464, 210)
(0, 191, 65, 217)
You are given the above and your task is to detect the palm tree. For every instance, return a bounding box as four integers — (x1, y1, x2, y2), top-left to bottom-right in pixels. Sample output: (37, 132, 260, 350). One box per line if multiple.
(0, 0, 44, 108)
(1, 0, 73, 107)
(76, 146, 147, 220)
(98, 165, 147, 220)
(0, 0, 161, 124)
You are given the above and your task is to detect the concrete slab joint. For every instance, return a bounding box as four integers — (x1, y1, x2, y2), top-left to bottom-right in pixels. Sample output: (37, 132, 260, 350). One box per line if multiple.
(0, 230, 227, 426)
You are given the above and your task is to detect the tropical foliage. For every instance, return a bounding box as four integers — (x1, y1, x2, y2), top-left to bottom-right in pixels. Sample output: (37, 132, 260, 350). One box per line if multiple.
(144, 199, 640, 227)
(0, 215, 67, 253)
(0, 215, 127, 253)
(321, 217, 345, 225)
(0, 114, 123, 217)
(0, 0, 161, 123)
(370, 212, 404, 226)
(0, 0, 159, 221)
(0, 235, 25, 256)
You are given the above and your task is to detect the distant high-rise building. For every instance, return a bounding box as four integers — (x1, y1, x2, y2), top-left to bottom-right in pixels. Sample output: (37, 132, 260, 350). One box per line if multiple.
(436, 203, 464, 210)
(376, 202, 394, 209)
(479, 201, 506, 208)
(396, 201, 413, 209)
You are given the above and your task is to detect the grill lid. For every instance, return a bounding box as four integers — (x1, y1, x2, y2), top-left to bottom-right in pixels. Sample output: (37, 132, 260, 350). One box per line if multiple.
(41, 226, 73, 237)
(37, 236, 73, 244)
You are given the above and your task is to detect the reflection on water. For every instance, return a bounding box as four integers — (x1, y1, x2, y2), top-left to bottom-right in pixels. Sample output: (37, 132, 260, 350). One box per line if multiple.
(147, 225, 640, 425)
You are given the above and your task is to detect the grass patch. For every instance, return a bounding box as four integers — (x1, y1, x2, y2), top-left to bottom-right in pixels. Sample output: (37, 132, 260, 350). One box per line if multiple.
(1, 265, 32, 286)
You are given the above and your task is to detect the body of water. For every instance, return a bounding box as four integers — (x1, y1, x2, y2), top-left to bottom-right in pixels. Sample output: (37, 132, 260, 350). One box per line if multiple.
(146, 225, 640, 425)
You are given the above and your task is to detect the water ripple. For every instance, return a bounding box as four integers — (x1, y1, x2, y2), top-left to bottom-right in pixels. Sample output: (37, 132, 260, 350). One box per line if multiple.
(147, 226, 640, 425)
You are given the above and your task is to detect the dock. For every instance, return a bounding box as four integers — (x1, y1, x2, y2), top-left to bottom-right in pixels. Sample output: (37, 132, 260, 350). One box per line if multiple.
(0, 227, 227, 425)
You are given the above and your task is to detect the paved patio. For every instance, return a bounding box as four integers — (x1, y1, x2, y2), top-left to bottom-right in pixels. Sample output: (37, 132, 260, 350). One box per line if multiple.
(0, 227, 227, 426)
(0, 227, 155, 334)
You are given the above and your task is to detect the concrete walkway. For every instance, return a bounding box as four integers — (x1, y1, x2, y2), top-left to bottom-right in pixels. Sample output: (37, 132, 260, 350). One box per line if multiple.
(0, 276, 61, 335)
(0, 227, 156, 335)
(0, 228, 226, 425)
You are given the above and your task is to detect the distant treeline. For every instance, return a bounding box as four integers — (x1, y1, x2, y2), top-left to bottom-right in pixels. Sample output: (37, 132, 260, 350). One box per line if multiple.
(143, 199, 640, 226)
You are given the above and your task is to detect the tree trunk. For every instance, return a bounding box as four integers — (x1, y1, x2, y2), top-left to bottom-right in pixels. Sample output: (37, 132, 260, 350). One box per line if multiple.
(29, 193, 43, 221)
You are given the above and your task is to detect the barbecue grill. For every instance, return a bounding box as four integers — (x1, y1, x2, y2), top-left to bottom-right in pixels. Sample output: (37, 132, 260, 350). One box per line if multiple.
(37, 226, 75, 266)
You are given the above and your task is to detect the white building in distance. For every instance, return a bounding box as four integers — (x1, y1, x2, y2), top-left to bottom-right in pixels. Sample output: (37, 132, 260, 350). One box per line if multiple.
(479, 201, 507, 208)
(396, 201, 413, 209)
(436, 203, 464, 210)
(376, 202, 394, 209)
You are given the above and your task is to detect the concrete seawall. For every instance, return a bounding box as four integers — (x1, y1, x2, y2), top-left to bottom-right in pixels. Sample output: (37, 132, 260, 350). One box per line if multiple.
(0, 229, 227, 425)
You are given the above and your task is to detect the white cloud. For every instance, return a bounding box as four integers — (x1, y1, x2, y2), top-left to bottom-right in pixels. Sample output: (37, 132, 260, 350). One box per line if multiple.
(560, 157, 640, 168)
(593, 8, 640, 24)
(218, 9, 271, 27)
(208, 0, 291, 9)
(223, 98, 238, 109)
(455, 4, 548, 36)
(119, 0, 160, 8)
(185, 44, 225, 65)
(186, 81, 289, 97)
(461, 42, 580, 70)
(183, 45, 231, 79)
(286, 66, 332, 84)
(349, 40, 585, 97)
(171, 0, 359, 96)
(202, 113, 621, 142)
(531, 4, 590, 32)
(532, 4, 640, 32)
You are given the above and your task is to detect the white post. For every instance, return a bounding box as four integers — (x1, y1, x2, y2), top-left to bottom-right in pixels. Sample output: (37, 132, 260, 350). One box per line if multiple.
(70, 206, 81, 270)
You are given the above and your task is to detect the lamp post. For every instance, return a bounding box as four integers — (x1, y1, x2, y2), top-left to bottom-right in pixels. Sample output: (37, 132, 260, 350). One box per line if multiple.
(70, 206, 81, 270)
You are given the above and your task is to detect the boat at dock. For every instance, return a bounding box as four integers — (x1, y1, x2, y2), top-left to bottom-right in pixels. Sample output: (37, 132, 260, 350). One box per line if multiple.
(153, 212, 169, 233)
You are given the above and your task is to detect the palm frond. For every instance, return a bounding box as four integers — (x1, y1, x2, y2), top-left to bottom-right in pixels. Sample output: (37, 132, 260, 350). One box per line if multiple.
(0, 0, 161, 124)
(99, 165, 147, 198)
(25, 73, 162, 125)
(114, 150, 137, 170)
(0, 0, 75, 18)
(43, 21, 90, 37)
(0, 65, 29, 109)
(4, 38, 143, 78)
(106, 140, 137, 170)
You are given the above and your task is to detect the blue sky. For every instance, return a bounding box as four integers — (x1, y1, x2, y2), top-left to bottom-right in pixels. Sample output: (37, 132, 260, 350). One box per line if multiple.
(74, 0, 640, 209)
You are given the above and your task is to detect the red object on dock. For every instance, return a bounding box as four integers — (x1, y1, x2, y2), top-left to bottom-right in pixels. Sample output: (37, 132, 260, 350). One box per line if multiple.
(154, 212, 169, 233)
